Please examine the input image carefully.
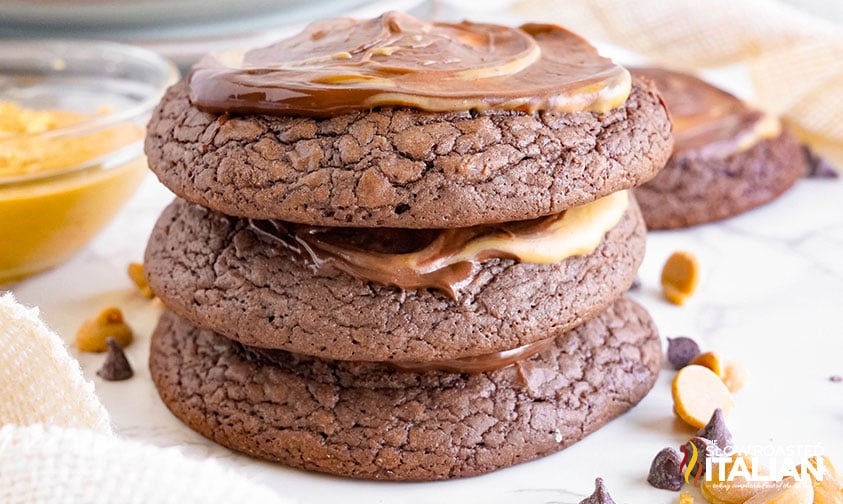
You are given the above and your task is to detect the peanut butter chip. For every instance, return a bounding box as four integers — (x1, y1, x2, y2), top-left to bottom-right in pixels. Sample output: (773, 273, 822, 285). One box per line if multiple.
(672, 365, 735, 429)
(128, 262, 155, 299)
(689, 352, 749, 393)
(796, 456, 843, 504)
(76, 307, 133, 353)
(661, 251, 700, 305)
(742, 476, 814, 504)
(689, 351, 724, 377)
(578, 478, 616, 504)
(722, 362, 749, 393)
(701, 453, 777, 504)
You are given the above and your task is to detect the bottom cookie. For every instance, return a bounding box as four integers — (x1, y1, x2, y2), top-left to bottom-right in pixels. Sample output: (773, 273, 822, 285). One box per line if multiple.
(149, 297, 661, 481)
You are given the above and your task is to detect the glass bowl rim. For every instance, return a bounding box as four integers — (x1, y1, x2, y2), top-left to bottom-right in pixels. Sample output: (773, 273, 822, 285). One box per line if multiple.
(0, 39, 178, 186)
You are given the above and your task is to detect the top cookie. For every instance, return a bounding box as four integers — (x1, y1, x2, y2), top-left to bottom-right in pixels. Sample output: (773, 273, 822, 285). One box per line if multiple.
(145, 14, 672, 228)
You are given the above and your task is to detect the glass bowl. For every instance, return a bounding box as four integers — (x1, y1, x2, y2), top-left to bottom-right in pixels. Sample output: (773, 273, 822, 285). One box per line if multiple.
(0, 40, 178, 284)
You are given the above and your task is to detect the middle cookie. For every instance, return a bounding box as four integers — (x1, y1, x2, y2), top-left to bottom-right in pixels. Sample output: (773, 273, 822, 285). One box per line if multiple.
(145, 193, 645, 362)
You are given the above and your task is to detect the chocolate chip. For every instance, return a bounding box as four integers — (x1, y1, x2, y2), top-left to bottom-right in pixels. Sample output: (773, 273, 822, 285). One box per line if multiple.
(667, 337, 701, 370)
(803, 145, 839, 179)
(97, 337, 134, 381)
(579, 478, 616, 504)
(696, 408, 734, 451)
(629, 276, 641, 291)
(830, 375, 842, 383)
(647, 447, 683, 491)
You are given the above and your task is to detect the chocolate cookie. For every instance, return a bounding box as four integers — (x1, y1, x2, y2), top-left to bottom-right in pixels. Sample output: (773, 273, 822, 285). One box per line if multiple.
(632, 67, 806, 229)
(149, 296, 662, 480)
(145, 78, 671, 228)
(144, 196, 646, 362)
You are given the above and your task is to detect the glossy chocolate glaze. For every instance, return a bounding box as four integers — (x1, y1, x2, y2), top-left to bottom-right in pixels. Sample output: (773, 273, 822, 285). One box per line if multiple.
(633, 67, 780, 158)
(189, 12, 630, 117)
(248, 192, 628, 299)
(387, 338, 554, 373)
(244, 336, 554, 374)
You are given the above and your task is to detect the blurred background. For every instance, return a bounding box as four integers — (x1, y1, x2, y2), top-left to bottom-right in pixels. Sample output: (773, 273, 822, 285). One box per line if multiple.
(2, 0, 841, 163)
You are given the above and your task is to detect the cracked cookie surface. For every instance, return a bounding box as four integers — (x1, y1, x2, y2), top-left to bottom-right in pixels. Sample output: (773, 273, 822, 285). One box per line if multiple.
(144, 197, 646, 361)
(149, 297, 661, 480)
(635, 130, 805, 230)
(145, 78, 672, 228)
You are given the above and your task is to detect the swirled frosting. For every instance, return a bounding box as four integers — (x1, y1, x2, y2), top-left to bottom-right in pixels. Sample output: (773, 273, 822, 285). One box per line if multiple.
(189, 12, 630, 117)
(249, 191, 629, 299)
(633, 67, 781, 158)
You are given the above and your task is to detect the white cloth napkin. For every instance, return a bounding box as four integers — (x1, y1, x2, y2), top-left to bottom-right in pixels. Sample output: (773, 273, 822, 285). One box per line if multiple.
(0, 293, 289, 504)
(0, 294, 110, 433)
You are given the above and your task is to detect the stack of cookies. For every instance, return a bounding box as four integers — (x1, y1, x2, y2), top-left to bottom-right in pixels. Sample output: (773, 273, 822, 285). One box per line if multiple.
(143, 12, 673, 480)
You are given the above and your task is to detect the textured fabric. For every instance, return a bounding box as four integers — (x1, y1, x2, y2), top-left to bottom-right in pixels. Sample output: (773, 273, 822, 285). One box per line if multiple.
(0, 293, 288, 504)
(0, 425, 287, 504)
(0, 293, 110, 433)
(511, 0, 843, 164)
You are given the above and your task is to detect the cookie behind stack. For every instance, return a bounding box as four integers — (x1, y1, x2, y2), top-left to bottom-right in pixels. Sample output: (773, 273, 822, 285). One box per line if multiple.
(632, 67, 807, 229)
(143, 12, 672, 480)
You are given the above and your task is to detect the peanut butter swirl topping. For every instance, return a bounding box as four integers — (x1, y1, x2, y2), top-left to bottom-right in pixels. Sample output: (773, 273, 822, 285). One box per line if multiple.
(633, 67, 781, 158)
(249, 191, 629, 299)
(189, 12, 631, 117)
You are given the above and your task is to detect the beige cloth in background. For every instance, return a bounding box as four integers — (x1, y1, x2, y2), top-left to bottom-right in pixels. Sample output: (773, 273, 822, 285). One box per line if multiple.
(511, 0, 843, 164)
(0, 293, 289, 504)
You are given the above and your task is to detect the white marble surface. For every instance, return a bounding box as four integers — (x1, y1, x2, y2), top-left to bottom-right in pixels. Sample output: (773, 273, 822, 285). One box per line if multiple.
(5, 20, 843, 503)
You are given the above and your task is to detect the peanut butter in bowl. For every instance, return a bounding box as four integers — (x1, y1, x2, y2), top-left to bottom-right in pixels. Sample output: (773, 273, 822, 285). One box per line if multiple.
(0, 102, 141, 178)
(0, 101, 147, 284)
(0, 39, 178, 284)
